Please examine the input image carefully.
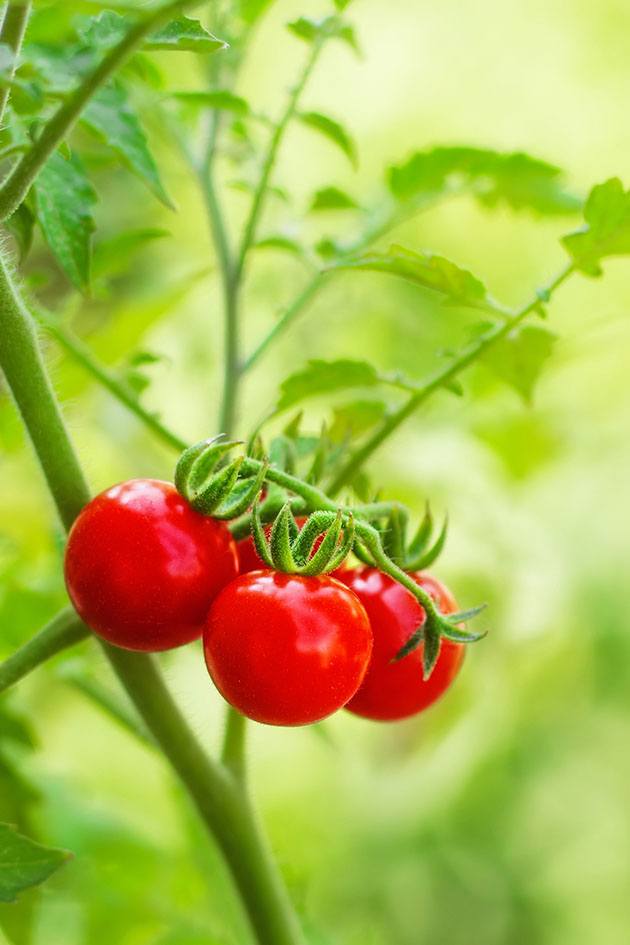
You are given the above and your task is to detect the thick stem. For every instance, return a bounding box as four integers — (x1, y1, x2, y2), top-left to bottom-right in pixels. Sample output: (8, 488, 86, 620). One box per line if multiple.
(327, 264, 576, 495)
(0, 246, 304, 945)
(0, 608, 89, 694)
(222, 706, 247, 780)
(106, 649, 305, 945)
(0, 1, 32, 127)
(0, 0, 211, 222)
(0, 253, 91, 528)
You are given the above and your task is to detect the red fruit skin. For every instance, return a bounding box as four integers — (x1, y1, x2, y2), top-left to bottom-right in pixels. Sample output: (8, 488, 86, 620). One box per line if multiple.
(64, 479, 238, 652)
(336, 568, 464, 721)
(204, 571, 373, 726)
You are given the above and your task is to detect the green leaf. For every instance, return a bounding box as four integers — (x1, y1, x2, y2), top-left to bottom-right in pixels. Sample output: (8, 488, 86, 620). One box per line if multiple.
(236, 0, 276, 25)
(475, 323, 557, 402)
(0, 824, 70, 903)
(92, 228, 169, 279)
(335, 244, 491, 310)
(287, 16, 359, 54)
(330, 399, 388, 440)
(78, 12, 226, 54)
(171, 89, 250, 115)
(82, 84, 172, 207)
(298, 112, 357, 168)
(388, 146, 580, 216)
(34, 152, 96, 290)
(278, 359, 380, 410)
(310, 186, 358, 212)
(254, 235, 306, 258)
(562, 177, 630, 276)
(146, 16, 226, 53)
(6, 203, 35, 264)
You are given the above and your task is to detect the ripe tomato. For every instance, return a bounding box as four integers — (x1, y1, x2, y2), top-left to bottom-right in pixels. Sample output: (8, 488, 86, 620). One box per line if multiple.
(336, 568, 464, 721)
(237, 516, 323, 573)
(204, 571, 373, 726)
(65, 479, 238, 652)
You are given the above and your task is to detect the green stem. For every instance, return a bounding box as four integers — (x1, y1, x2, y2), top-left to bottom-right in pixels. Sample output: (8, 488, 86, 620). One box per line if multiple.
(106, 649, 305, 945)
(0, 0, 210, 222)
(235, 32, 327, 282)
(0, 246, 304, 945)
(0, 1, 32, 127)
(221, 707, 247, 780)
(0, 252, 91, 528)
(327, 264, 576, 496)
(35, 308, 187, 452)
(243, 272, 328, 372)
(0, 608, 89, 694)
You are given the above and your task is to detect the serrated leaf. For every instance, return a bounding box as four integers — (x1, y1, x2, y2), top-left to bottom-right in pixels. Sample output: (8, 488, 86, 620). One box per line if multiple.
(388, 146, 580, 216)
(254, 235, 306, 257)
(310, 186, 358, 212)
(562, 177, 630, 276)
(278, 359, 380, 410)
(78, 12, 226, 54)
(474, 323, 557, 402)
(82, 83, 172, 207)
(0, 824, 70, 903)
(34, 151, 96, 290)
(335, 244, 491, 310)
(298, 111, 357, 168)
(172, 89, 249, 115)
(146, 16, 226, 53)
(287, 16, 359, 54)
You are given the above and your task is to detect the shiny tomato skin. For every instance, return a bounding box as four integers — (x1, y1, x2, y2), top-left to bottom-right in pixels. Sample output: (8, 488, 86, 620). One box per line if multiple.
(204, 571, 373, 726)
(336, 568, 464, 721)
(64, 479, 238, 652)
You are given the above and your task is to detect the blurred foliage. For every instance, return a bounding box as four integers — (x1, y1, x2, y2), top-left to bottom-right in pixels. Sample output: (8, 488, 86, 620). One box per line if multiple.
(1, 0, 630, 943)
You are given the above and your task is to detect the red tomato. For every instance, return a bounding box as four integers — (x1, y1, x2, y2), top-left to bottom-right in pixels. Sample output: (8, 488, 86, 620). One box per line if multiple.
(204, 571, 373, 726)
(237, 516, 322, 573)
(65, 479, 238, 652)
(336, 568, 464, 721)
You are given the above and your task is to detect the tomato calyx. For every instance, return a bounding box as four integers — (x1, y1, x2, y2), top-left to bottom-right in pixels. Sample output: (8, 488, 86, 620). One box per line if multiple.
(393, 603, 488, 679)
(175, 436, 269, 519)
(252, 500, 355, 575)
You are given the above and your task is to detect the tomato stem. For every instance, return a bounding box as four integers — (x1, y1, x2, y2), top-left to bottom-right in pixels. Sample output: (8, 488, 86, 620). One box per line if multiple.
(0, 246, 306, 945)
(0, 608, 89, 695)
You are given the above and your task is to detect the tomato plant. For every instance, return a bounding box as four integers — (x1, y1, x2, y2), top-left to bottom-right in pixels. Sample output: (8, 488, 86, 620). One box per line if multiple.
(204, 570, 372, 726)
(64, 479, 238, 651)
(0, 1, 627, 943)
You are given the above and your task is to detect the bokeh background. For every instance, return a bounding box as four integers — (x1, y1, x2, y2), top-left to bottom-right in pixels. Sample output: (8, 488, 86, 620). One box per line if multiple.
(2, 1, 630, 943)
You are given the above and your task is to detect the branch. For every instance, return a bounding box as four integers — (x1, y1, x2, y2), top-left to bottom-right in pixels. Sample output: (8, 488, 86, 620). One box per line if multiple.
(234, 30, 328, 281)
(36, 308, 187, 453)
(327, 263, 576, 495)
(0, 0, 213, 222)
(0, 1, 32, 127)
(0, 607, 89, 694)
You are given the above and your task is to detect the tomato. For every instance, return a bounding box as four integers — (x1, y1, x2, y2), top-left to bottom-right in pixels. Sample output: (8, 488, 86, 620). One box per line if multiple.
(237, 516, 322, 573)
(336, 568, 464, 721)
(204, 571, 373, 726)
(64, 479, 238, 652)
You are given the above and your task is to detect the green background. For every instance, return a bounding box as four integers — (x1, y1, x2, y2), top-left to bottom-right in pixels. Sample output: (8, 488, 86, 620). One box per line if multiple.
(1, 1, 630, 943)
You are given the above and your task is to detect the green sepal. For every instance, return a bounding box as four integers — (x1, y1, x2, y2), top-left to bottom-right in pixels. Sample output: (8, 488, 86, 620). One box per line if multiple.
(270, 503, 300, 571)
(406, 503, 433, 560)
(191, 457, 243, 515)
(251, 499, 275, 567)
(213, 459, 269, 520)
(407, 515, 448, 571)
(422, 621, 441, 679)
(382, 504, 409, 565)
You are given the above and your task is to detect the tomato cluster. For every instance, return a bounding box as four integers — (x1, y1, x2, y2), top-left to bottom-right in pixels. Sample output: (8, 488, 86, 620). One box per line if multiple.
(65, 479, 464, 726)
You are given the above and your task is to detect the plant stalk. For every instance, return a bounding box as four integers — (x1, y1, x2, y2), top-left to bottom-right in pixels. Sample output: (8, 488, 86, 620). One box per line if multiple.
(0, 245, 305, 945)
(0, 1, 32, 127)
